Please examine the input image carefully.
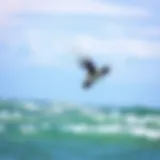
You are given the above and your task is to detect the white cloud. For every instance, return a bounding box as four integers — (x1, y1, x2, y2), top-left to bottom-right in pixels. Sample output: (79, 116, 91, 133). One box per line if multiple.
(104, 23, 160, 39)
(25, 0, 150, 17)
(0, 0, 158, 68)
(141, 27, 160, 36)
(73, 34, 160, 59)
(26, 32, 160, 67)
(0, 0, 150, 25)
(71, 22, 160, 60)
(24, 28, 72, 67)
(4, 24, 160, 68)
(0, 0, 23, 25)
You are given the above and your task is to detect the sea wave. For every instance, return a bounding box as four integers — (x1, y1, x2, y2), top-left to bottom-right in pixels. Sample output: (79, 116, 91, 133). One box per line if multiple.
(0, 99, 160, 142)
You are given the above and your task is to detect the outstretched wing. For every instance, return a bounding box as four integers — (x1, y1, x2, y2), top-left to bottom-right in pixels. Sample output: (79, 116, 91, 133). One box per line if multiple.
(80, 58, 96, 75)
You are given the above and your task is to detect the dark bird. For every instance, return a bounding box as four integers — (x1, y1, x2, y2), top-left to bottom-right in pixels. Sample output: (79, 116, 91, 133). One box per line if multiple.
(79, 57, 110, 89)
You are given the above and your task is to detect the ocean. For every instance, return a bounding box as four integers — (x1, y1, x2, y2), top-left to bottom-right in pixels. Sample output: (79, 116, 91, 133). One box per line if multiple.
(0, 99, 160, 160)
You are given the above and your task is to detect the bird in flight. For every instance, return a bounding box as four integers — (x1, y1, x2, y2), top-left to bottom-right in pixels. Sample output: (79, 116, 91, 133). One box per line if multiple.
(79, 57, 111, 89)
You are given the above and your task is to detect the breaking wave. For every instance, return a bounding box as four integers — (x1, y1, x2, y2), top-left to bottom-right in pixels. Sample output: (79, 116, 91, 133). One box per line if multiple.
(0, 99, 160, 143)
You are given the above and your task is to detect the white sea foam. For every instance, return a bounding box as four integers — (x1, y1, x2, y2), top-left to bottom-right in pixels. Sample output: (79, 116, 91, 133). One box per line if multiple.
(144, 129, 160, 140)
(12, 112, 22, 120)
(61, 123, 160, 141)
(41, 122, 51, 131)
(0, 110, 22, 121)
(64, 124, 88, 134)
(126, 114, 140, 124)
(1, 101, 159, 142)
(24, 103, 39, 111)
(94, 114, 106, 122)
(51, 106, 64, 114)
(62, 124, 123, 134)
(96, 124, 123, 134)
(0, 110, 10, 120)
(0, 124, 5, 133)
(130, 126, 160, 140)
(20, 124, 38, 135)
(109, 112, 121, 119)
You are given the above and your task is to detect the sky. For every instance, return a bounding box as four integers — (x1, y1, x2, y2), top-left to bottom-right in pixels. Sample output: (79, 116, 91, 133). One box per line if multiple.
(0, 0, 160, 106)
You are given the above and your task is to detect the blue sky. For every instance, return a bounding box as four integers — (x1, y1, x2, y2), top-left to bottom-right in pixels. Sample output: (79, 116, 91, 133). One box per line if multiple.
(0, 0, 160, 106)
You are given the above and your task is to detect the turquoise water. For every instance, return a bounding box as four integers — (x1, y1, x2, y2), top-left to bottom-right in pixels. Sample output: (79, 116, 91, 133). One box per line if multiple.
(0, 100, 160, 160)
